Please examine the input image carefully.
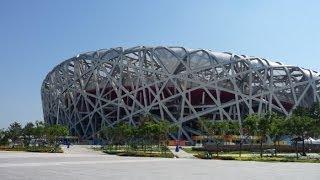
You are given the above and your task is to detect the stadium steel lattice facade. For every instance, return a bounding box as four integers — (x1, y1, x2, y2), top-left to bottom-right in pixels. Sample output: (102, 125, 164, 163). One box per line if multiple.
(42, 46, 320, 142)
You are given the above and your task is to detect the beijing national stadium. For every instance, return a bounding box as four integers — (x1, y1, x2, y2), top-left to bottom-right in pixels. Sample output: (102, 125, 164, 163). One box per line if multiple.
(41, 46, 320, 143)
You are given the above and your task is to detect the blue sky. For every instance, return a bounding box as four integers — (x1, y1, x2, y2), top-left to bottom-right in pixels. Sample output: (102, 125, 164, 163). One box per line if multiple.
(0, 0, 320, 128)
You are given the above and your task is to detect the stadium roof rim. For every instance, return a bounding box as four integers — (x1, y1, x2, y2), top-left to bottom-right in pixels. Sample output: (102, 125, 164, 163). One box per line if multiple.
(42, 46, 320, 88)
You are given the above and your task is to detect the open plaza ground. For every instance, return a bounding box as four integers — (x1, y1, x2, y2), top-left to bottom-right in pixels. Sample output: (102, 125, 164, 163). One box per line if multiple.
(0, 146, 320, 180)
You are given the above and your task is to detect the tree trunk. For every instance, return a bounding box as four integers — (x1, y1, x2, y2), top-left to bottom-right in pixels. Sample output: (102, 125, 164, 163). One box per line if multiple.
(164, 137, 168, 156)
(273, 141, 277, 156)
(216, 142, 219, 157)
(302, 136, 306, 156)
(295, 140, 298, 160)
(249, 136, 253, 152)
(239, 139, 242, 157)
(260, 136, 263, 158)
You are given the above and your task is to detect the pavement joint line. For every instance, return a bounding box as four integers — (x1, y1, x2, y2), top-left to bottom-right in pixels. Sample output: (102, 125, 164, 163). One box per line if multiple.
(0, 158, 191, 168)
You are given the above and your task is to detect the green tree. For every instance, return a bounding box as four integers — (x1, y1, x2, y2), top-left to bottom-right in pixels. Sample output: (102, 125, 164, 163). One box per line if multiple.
(137, 115, 179, 153)
(44, 124, 69, 146)
(269, 114, 286, 156)
(308, 103, 320, 137)
(226, 121, 242, 156)
(286, 114, 315, 158)
(213, 121, 230, 156)
(7, 122, 23, 147)
(100, 126, 117, 149)
(33, 121, 45, 140)
(198, 118, 215, 143)
(158, 120, 177, 145)
(120, 123, 136, 151)
(199, 119, 227, 157)
(111, 122, 131, 149)
(23, 122, 35, 146)
(138, 115, 159, 152)
(292, 106, 317, 157)
(139, 119, 157, 152)
(158, 120, 178, 154)
(243, 114, 259, 149)
(309, 103, 320, 120)
(226, 121, 240, 136)
(257, 113, 272, 158)
(0, 128, 8, 145)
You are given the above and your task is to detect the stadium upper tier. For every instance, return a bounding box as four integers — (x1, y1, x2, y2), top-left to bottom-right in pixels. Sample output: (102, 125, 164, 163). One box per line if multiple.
(42, 46, 320, 141)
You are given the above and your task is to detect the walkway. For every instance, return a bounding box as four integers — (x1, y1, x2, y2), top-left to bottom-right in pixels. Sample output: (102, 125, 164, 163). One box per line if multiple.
(168, 146, 195, 159)
(61, 145, 104, 155)
(1, 151, 319, 180)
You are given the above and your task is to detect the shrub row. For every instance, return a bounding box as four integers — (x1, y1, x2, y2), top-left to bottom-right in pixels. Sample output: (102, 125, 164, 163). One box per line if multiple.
(194, 144, 320, 153)
(236, 156, 320, 163)
(194, 153, 235, 160)
(117, 151, 174, 158)
(194, 152, 320, 163)
(26, 146, 63, 153)
(0, 146, 63, 153)
(103, 149, 174, 158)
(0, 146, 25, 151)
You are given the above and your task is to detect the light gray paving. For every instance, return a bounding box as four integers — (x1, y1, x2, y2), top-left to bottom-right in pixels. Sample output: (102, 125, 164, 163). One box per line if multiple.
(61, 145, 104, 154)
(0, 151, 319, 180)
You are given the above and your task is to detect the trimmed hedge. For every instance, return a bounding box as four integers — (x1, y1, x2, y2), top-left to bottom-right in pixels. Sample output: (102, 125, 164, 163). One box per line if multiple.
(0, 146, 25, 151)
(194, 152, 320, 163)
(26, 146, 63, 153)
(103, 150, 120, 155)
(195, 144, 320, 153)
(117, 151, 174, 158)
(235, 156, 320, 163)
(103, 149, 174, 158)
(0, 146, 63, 153)
(194, 153, 235, 160)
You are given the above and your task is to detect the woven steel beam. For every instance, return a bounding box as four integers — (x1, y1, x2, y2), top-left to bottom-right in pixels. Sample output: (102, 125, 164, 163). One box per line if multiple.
(41, 46, 320, 142)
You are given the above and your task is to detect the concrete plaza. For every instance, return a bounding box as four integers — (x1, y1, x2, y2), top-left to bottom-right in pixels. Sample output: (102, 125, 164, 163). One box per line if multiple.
(0, 149, 319, 180)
